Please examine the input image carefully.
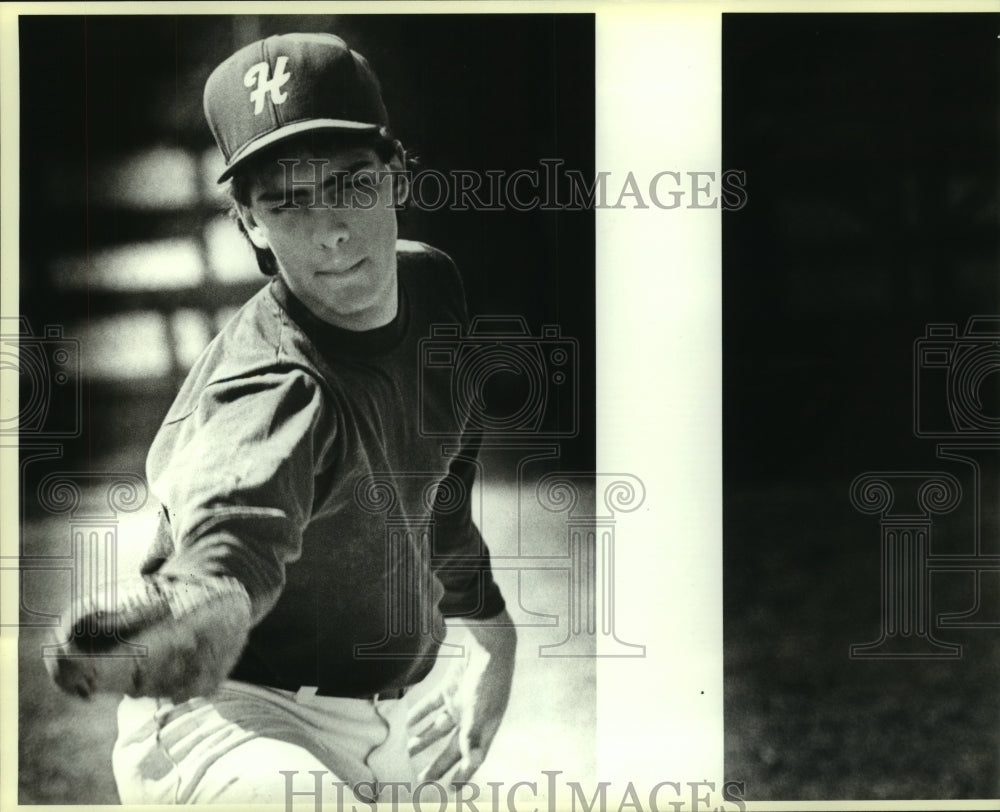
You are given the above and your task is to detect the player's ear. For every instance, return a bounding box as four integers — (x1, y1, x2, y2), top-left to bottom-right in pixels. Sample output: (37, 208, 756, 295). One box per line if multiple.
(389, 140, 409, 207)
(234, 201, 271, 251)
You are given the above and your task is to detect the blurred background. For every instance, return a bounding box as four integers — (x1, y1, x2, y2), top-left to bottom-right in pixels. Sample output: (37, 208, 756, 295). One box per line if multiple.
(15, 14, 596, 803)
(723, 13, 1000, 799)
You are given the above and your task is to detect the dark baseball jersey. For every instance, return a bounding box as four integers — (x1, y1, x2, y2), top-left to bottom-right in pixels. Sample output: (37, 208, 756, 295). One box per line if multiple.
(139, 240, 505, 697)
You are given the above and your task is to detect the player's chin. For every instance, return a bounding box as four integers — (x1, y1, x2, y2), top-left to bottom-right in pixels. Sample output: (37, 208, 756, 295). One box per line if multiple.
(324, 289, 386, 318)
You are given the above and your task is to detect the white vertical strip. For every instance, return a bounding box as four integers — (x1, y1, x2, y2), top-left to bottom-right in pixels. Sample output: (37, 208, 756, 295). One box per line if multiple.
(596, 5, 724, 790)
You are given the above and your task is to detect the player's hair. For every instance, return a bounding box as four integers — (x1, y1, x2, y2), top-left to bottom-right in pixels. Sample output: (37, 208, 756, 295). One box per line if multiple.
(226, 130, 407, 277)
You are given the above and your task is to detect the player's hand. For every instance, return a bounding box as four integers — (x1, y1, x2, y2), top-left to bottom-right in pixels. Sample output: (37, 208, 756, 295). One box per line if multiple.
(407, 609, 517, 785)
(44, 573, 252, 704)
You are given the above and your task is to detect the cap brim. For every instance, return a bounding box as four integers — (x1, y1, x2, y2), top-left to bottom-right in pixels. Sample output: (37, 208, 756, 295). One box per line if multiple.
(217, 118, 383, 183)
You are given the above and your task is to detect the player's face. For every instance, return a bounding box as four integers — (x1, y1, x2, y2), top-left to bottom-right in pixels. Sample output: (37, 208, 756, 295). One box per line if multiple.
(237, 141, 403, 331)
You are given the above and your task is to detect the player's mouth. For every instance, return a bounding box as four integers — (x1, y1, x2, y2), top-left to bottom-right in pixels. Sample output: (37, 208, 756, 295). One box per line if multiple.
(317, 258, 367, 277)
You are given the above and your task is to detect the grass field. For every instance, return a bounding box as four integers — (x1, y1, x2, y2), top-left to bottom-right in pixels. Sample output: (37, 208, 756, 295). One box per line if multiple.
(724, 481, 1000, 800)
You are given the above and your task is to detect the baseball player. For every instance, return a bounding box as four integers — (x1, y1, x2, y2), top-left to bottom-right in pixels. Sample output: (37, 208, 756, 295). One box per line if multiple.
(46, 32, 516, 804)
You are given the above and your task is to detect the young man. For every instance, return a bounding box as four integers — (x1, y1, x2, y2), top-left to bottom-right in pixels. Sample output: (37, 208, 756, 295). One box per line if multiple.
(47, 32, 515, 804)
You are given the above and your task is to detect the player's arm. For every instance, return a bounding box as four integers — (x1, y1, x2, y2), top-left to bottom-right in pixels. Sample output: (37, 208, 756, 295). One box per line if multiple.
(429, 431, 507, 621)
(407, 246, 516, 780)
(411, 411, 516, 783)
(46, 369, 326, 703)
(421, 249, 507, 622)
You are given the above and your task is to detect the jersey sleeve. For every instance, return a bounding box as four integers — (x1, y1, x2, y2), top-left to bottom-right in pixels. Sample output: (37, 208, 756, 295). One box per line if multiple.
(144, 369, 328, 622)
(431, 432, 507, 620)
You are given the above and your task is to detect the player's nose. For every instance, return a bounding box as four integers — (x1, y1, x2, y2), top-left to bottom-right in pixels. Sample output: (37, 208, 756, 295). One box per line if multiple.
(314, 212, 350, 249)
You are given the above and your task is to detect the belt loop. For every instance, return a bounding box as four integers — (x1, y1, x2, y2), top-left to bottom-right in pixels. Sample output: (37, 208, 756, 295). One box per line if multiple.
(373, 687, 407, 702)
(295, 686, 319, 702)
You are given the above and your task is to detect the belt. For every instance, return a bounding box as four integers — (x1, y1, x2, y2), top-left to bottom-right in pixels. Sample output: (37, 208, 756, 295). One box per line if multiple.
(300, 685, 409, 701)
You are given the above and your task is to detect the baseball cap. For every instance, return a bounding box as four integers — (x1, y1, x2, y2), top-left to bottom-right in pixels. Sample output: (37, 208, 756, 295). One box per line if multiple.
(204, 32, 390, 183)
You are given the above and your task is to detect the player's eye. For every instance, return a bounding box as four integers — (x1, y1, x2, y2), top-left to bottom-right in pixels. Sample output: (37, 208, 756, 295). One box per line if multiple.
(272, 197, 308, 213)
(327, 174, 358, 195)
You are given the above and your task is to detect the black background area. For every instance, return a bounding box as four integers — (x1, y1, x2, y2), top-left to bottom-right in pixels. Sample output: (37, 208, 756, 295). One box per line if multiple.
(723, 14, 999, 800)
